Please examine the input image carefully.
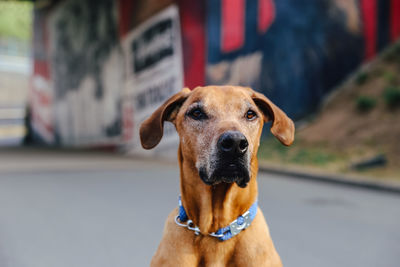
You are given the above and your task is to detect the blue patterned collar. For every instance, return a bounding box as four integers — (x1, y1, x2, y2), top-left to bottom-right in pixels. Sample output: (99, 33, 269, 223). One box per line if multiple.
(174, 196, 258, 241)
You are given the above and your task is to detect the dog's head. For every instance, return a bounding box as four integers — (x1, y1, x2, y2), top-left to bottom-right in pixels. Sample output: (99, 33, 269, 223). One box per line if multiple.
(140, 86, 294, 187)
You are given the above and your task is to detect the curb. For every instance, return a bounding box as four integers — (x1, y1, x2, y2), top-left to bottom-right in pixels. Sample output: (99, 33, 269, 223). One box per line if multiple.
(258, 163, 400, 195)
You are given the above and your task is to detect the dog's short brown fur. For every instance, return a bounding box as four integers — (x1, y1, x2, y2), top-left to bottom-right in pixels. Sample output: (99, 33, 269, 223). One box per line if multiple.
(140, 86, 294, 266)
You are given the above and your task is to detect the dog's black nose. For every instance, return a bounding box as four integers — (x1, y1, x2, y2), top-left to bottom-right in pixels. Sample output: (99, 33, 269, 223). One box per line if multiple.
(217, 131, 248, 155)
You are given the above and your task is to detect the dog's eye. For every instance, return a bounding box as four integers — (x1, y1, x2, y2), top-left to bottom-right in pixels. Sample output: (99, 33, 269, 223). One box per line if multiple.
(245, 110, 257, 120)
(188, 108, 207, 120)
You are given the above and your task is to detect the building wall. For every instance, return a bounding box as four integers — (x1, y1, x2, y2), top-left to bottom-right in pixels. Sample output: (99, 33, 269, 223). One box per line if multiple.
(30, 0, 400, 152)
(31, 0, 123, 146)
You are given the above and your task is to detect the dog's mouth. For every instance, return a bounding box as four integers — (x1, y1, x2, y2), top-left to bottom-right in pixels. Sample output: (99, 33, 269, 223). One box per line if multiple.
(199, 160, 250, 188)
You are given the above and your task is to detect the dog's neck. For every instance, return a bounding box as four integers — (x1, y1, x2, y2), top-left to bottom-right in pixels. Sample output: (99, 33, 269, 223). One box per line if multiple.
(178, 146, 258, 234)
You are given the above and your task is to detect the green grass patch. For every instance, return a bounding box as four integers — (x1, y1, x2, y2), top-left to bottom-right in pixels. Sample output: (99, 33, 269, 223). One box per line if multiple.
(383, 71, 396, 85)
(355, 72, 368, 85)
(258, 137, 341, 167)
(289, 149, 338, 165)
(355, 95, 377, 112)
(258, 137, 290, 160)
(383, 86, 400, 109)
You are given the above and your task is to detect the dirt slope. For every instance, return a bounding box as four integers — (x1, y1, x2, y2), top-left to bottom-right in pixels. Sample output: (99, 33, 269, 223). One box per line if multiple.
(260, 42, 400, 180)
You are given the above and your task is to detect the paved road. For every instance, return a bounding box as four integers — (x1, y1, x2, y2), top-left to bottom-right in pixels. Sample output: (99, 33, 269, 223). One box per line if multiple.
(0, 148, 399, 267)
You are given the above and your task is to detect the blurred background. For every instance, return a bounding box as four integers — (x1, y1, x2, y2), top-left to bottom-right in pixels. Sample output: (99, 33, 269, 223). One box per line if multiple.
(0, 0, 399, 266)
(1, 0, 399, 178)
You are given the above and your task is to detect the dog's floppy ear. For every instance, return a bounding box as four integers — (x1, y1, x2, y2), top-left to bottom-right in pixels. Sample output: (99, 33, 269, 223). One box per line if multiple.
(140, 87, 191, 150)
(251, 90, 295, 146)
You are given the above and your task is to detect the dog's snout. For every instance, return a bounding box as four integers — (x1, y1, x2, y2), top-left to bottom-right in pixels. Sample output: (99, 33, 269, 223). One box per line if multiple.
(217, 131, 248, 155)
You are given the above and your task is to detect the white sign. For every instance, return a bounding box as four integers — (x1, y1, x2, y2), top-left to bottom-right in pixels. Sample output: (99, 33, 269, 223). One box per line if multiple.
(122, 5, 184, 156)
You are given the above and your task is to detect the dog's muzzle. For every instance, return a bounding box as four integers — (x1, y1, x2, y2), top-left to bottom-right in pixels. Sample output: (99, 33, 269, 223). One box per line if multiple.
(199, 131, 250, 188)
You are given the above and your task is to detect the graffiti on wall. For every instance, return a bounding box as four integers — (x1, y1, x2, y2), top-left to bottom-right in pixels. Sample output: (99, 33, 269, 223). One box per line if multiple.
(48, 0, 124, 145)
(30, 7, 54, 143)
(206, 0, 365, 120)
(30, 0, 400, 150)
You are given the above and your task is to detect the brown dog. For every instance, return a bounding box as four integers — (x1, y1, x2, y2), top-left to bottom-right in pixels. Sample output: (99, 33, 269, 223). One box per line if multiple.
(140, 86, 294, 266)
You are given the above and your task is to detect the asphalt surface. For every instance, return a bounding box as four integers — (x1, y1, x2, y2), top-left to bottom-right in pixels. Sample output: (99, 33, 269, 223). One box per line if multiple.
(0, 148, 399, 267)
